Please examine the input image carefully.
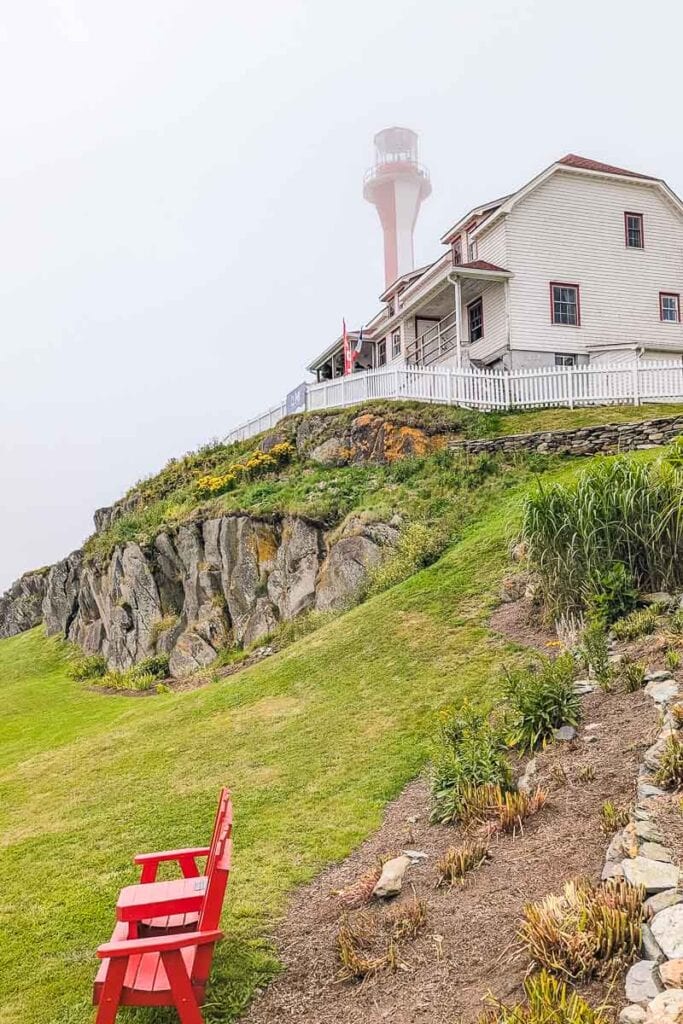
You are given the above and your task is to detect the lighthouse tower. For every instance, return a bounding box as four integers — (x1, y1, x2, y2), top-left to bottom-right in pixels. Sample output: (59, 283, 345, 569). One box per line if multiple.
(363, 127, 431, 289)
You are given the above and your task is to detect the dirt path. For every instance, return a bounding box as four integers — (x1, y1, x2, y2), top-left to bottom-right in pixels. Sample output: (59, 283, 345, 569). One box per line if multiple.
(243, 687, 656, 1024)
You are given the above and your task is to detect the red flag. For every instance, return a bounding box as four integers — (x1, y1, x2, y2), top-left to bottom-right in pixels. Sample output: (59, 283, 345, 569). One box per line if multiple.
(342, 318, 353, 375)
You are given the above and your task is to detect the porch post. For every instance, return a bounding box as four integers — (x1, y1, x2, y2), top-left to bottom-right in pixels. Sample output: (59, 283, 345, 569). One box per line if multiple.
(453, 276, 463, 368)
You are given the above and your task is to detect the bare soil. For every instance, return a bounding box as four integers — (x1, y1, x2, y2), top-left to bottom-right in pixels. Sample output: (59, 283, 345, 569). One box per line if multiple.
(243, 686, 656, 1024)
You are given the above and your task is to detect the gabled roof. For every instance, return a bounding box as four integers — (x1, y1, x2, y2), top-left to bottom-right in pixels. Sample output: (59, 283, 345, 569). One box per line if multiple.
(378, 263, 432, 302)
(441, 153, 679, 244)
(557, 153, 659, 181)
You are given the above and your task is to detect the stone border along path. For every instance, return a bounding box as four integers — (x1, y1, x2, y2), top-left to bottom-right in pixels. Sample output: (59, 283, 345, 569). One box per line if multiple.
(447, 414, 683, 458)
(585, 662, 683, 1024)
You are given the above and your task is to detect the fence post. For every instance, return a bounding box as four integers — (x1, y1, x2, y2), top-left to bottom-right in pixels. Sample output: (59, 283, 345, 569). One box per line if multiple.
(568, 367, 574, 410)
(632, 361, 640, 406)
(504, 370, 512, 411)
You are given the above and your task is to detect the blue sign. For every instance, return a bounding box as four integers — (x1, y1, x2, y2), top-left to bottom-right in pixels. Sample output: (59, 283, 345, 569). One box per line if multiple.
(286, 382, 307, 416)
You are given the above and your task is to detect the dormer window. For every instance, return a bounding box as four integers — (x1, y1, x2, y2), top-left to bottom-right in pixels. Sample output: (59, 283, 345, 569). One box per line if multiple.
(451, 239, 462, 265)
(468, 239, 478, 261)
(625, 212, 644, 249)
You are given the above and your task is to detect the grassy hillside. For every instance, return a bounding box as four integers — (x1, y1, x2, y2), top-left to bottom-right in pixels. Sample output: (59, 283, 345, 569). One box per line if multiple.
(85, 401, 683, 562)
(0, 444, 666, 1024)
(0, 450, 627, 1024)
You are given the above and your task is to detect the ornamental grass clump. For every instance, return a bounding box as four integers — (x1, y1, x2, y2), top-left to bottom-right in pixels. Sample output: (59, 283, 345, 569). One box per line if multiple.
(522, 455, 683, 618)
(655, 734, 683, 789)
(477, 970, 608, 1024)
(599, 800, 630, 834)
(437, 840, 490, 886)
(504, 654, 581, 752)
(519, 877, 645, 979)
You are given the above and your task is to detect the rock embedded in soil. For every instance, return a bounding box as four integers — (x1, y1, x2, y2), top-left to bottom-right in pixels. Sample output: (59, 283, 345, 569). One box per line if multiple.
(642, 923, 666, 963)
(517, 757, 537, 794)
(644, 987, 683, 1021)
(632, 820, 667, 845)
(660, 960, 683, 990)
(626, 960, 664, 1004)
(603, 861, 625, 880)
(646, 891, 683, 916)
(554, 725, 577, 741)
(620, 1006, 647, 1024)
(652, 905, 683, 960)
(645, 680, 679, 705)
(622, 857, 681, 893)
(372, 855, 412, 898)
(640, 843, 674, 863)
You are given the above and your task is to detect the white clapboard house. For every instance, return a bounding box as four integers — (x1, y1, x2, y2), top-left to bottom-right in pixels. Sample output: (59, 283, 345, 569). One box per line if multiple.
(308, 154, 683, 378)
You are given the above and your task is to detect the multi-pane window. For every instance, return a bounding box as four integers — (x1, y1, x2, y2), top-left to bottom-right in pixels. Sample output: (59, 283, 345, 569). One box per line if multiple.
(625, 212, 644, 249)
(555, 354, 577, 367)
(451, 239, 462, 266)
(660, 293, 680, 323)
(377, 338, 387, 365)
(391, 330, 401, 358)
(468, 298, 483, 343)
(550, 283, 580, 326)
(468, 239, 478, 262)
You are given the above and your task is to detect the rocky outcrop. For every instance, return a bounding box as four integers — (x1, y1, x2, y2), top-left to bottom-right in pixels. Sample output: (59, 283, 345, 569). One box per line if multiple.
(281, 410, 448, 467)
(0, 567, 50, 639)
(40, 512, 398, 677)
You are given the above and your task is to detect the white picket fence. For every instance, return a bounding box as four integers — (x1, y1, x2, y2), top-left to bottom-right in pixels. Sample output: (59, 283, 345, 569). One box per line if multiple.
(224, 360, 683, 445)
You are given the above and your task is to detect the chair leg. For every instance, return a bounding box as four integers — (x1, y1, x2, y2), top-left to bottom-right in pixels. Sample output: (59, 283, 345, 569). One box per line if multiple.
(163, 950, 204, 1024)
(95, 958, 127, 1024)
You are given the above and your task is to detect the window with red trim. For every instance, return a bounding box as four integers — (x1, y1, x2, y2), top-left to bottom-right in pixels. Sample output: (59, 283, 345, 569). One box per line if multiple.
(625, 212, 644, 249)
(550, 283, 580, 326)
(468, 298, 483, 342)
(660, 293, 680, 323)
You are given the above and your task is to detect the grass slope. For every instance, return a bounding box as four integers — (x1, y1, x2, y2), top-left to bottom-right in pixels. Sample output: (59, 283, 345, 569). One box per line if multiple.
(0, 453, 652, 1024)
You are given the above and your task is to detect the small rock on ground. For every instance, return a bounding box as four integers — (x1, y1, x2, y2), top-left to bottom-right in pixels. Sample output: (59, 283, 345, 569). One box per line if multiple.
(620, 1006, 647, 1024)
(554, 725, 577, 742)
(645, 891, 683, 916)
(652, 905, 683, 960)
(660, 959, 683, 989)
(625, 960, 663, 1004)
(622, 857, 681, 893)
(640, 842, 674, 863)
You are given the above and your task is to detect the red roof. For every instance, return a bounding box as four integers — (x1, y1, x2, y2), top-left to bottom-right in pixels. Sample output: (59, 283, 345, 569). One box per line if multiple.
(457, 260, 509, 273)
(558, 153, 658, 181)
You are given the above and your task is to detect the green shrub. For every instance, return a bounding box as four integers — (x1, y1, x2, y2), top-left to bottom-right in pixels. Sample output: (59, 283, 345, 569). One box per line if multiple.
(135, 654, 170, 680)
(620, 658, 647, 693)
(585, 563, 638, 624)
(522, 454, 683, 617)
(430, 702, 512, 825)
(503, 654, 581, 752)
(366, 521, 447, 596)
(612, 607, 658, 641)
(666, 648, 681, 672)
(67, 653, 107, 681)
(580, 619, 613, 690)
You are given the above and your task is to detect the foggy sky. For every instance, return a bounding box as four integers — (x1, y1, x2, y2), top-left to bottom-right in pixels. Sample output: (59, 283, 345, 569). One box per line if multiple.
(1, 0, 682, 591)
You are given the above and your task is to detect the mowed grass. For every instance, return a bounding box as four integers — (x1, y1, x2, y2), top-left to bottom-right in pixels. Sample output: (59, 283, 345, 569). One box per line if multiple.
(0, 455, 642, 1024)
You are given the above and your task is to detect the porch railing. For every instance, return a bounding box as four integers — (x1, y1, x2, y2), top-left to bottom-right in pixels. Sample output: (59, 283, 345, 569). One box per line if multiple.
(405, 310, 458, 366)
(224, 359, 683, 445)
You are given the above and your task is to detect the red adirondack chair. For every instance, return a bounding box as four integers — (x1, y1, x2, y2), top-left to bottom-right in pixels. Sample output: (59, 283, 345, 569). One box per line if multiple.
(93, 825, 232, 1024)
(118, 788, 232, 936)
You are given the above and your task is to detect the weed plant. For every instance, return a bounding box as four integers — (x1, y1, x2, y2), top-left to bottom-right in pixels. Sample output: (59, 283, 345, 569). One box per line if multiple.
(504, 654, 580, 751)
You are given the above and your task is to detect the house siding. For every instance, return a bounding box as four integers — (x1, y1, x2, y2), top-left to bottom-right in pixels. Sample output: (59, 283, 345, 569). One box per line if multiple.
(506, 171, 683, 361)
(466, 280, 508, 363)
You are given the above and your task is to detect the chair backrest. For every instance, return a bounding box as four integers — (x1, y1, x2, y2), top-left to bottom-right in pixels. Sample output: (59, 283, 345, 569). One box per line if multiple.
(193, 826, 232, 983)
(204, 788, 232, 881)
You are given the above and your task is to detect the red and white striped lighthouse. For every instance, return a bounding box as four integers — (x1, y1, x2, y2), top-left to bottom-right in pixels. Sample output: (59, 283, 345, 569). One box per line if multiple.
(363, 127, 431, 289)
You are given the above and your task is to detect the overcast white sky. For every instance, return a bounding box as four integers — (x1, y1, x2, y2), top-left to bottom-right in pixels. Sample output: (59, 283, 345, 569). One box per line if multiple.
(1, 0, 682, 590)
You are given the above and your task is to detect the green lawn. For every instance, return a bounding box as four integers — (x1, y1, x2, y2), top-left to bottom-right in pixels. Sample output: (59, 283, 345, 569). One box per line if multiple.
(0, 453, 652, 1024)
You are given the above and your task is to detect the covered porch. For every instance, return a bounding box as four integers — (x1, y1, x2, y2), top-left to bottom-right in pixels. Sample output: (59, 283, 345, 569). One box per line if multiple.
(403, 261, 512, 368)
(306, 330, 377, 381)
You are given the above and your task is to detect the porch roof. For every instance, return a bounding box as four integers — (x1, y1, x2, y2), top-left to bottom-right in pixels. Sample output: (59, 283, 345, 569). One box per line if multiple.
(306, 331, 362, 372)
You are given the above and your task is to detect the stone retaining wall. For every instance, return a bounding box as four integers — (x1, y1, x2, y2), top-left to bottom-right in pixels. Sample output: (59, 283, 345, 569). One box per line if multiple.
(448, 414, 683, 457)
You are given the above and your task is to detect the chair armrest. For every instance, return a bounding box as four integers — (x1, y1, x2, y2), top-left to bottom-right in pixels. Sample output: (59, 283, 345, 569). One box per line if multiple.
(134, 846, 210, 882)
(97, 929, 223, 959)
(133, 847, 211, 865)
